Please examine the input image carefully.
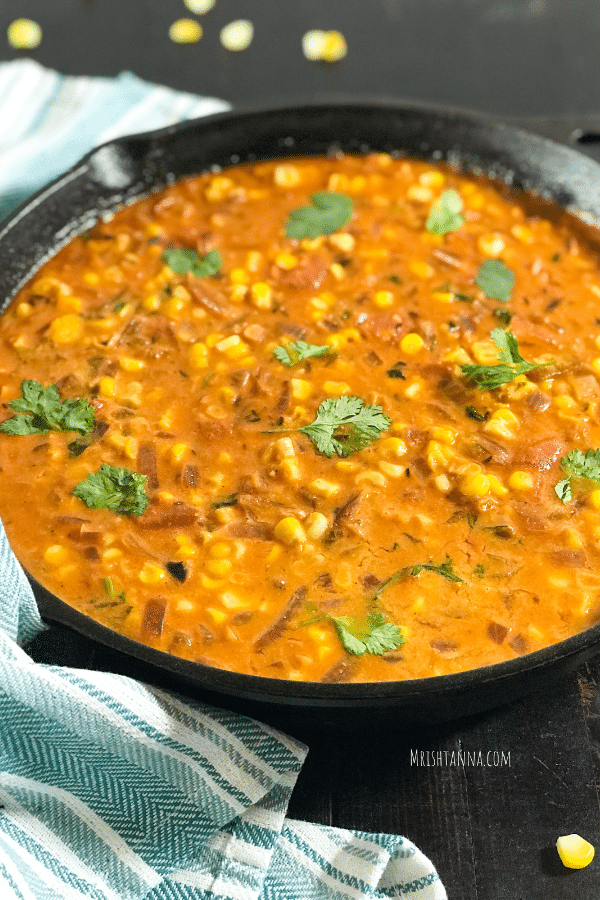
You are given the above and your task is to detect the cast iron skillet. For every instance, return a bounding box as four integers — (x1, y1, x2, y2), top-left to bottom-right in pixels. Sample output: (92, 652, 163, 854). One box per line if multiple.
(4, 100, 600, 725)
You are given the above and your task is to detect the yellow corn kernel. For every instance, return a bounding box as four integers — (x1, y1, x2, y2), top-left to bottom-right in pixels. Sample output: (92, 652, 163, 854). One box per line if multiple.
(139, 562, 165, 585)
(249, 282, 272, 309)
(434, 474, 451, 492)
(323, 380, 350, 396)
(273, 437, 295, 460)
(335, 460, 360, 473)
(119, 357, 145, 373)
(275, 251, 298, 270)
(404, 380, 422, 399)
(419, 170, 445, 188)
(311, 297, 329, 312)
(205, 175, 234, 203)
(426, 440, 454, 472)
(328, 232, 355, 253)
(206, 607, 227, 624)
(511, 224, 533, 244)
(15, 301, 32, 319)
(407, 185, 433, 202)
(230, 268, 249, 285)
(44, 545, 68, 566)
(349, 175, 366, 192)
(432, 291, 454, 304)
(407, 260, 434, 279)
(49, 314, 83, 344)
(175, 543, 197, 560)
(245, 250, 262, 272)
(308, 478, 340, 499)
(477, 233, 505, 257)
(215, 334, 249, 359)
(175, 600, 195, 614)
(483, 408, 519, 439)
(430, 426, 456, 445)
(588, 489, 600, 510)
(205, 333, 224, 349)
(329, 263, 346, 280)
(56, 294, 82, 314)
(565, 529, 584, 550)
(591, 357, 600, 375)
(169, 17, 202, 43)
(209, 542, 231, 559)
(554, 394, 578, 412)
(320, 29, 347, 62)
(487, 473, 508, 498)
(200, 574, 227, 590)
(164, 295, 188, 318)
(274, 164, 301, 188)
(143, 293, 161, 313)
(122, 437, 137, 461)
(556, 835, 595, 870)
(99, 377, 115, 398)
(305, 512, 329, 540)
(472, 340, 500, 364)
(290, 378, 312, 400)
(280, 457, 302, 483)
(380, 437, 407, 457)
(356, 470, 386, 486)
(102, 548, 123, 562)
(378, 461, 406, 478)
(168, 442, 187, 464)
(400, 332, 425, 354)
(207, 558, 233, 578)
(373, 290, 394, 308)
(188, 342, 208, 369)
(508, 470, 534, 491)
(443, 347, 472, 365)
(274, 516, 307, 545)
(156, 490, 175, 504)
(461, 473, 491, 498)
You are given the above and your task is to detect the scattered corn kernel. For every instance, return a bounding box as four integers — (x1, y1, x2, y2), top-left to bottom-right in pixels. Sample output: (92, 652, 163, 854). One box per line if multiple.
(328, 232, 355, 252)
(207, 607, 227, 624)
(378, 461, 406, 478)
(209, 542, 231, 559)
(461, 473, 491, 498)
(356, 470, 386, 486)
(49, 314, 83, 344)
(508, 471, 534, 491)
(407, 185, 433, 203)
(373, 290, 394, 308)
(556, 834, 595, 870)
(250, 282, 272, 309)
(99, 377, 115, 399)
(588, 489, 600, 510)
(400, 332, 425, 354)
(274, 516, 307, 545)
(207, 558, 233, 578)
(323, 380, 350, 395)
(119, 357, 145, 372)
(487, 474, 508, 498)
(430, 426, 456, 445)
(380, 437, 407, 457)
(305, 512, 329, 540)
(139, 563, 166, 585)
(477, 233, 506, 257)
(7, 18, 42, 49)
(291, 378, 312, 400)
(44, 545, 68, 567)
(274, 165, 301, 189)
(169, 18, 203, 43)
(434, 474, 451, 492)
(407, 260, 434, 279)
(220, 19, 254, 52)
(302, 30, 347, 62)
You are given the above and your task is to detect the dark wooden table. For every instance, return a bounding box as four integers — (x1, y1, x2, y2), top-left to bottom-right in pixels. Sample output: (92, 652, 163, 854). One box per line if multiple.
(5, 1, 600, 896)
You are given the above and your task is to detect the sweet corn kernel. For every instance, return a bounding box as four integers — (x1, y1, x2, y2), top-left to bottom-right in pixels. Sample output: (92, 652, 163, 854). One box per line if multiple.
(328, 232, 355, 252)
(323, 380, 350, 395)
(380, 437, 407, 457)
(205, 176, 234, 203)
(407, 185, 433, 202)
(274, 164, 302, 188)
(487, 473, 508, 498)
(44, 545, 68, 566)
(461, 473, 491, 498)
(430, 426, 456, 445)
(404, 380, 422, 398)
(175, 600, 195, 614)
(169, 18, 202, 43)
(207, 559, 233, 578)
(56, 294, 82, 314)
(508, 470, 534, 491)
(200, 574, 227, 590)
(206, 607, 227, 624)
(230, 268, 249, 285)
(556, 834, 595, 869)
(119, 357, 145, 372)
(477, 233, 505, 257)
(99, 377, 115, 398)
(220, 19, 254, 52)
(139, 563, 165, 584)
(356, 470, 386, 486)
(280, 457, 302, 483)
(189, 342, 209, 368)
(373, 290, 394, 308)
(554, 394, 578, 411)
(511, 224, 534, 243)
(275, 251, 299, 270)
(7, 18, 42, 49)
(444, 347, 472, 365)
(329, 262, 345, 280)
(49, 314, 83, 344)
(432, 291, 454, 304)
(274, 516, 307, 545)
(143, 293, 161, 312)
(589, 489, 600, 510)
(308, 479, 340, 500)
(215, 334, 249, 359)
(378, 461, 406, 478)
(209, 542, 231, 559)
(335, 460, 360, 473)
(102, 548, 123, 562)
(426, 440, 453, 472)
(419, 170, 445, 188)
(250, 282, 272, 309)
(291, 378, 312, 400)
(169, 443, 187, 464)
(407, 260, 434, 279)
(175, 544, 197, 560)
(434, 474, 451, 492)
(306, 512, 329, 540)
(123, 437, 137, 461)
(565, 529, 584, 550)
(320, 29, 347, 62)
(400, 333, 425, 354)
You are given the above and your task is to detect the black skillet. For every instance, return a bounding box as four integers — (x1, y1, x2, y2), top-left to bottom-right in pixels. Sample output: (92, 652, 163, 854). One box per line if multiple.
(4, 100, 600, 725)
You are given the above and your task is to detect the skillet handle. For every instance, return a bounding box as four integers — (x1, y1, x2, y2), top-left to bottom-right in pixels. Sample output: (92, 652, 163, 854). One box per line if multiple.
(503, 114, 600, 157)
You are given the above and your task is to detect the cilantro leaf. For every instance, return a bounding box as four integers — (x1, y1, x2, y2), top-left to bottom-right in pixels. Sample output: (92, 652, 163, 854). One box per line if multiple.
(475, 259, 515, 303)
(0, 380, 95, 436)
(162, 248, 222, 278)
(285, 192, 353, 240)
(373, 557, 463, 602)
(273, 340, 335, 367)
(331, 612, 404, 657)
(425, 189, 465, 235)
(555, 448, 600, 503)
(462, 329, 553, 390)
(493, 307, 513, 326)
(299, 396, 392, 457)
(73, 464, 148, 515)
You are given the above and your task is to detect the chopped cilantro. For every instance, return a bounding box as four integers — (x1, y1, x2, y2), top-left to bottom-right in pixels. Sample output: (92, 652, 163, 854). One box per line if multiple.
(285, 192, 353, 240)
(475, 259, 515, 303)
(386, 361, 406, 380)
(462, 329, 553, 390)
(493, 307, 513, 326)
(473, 563, 486, 577)
(162, 248, 222, 278)
(465, 405, 489, 422)
(0, 380, 95, 436)
(454, 292, 477, 304)
(389, 274, 403, 284)
(273, 340, 335, 367)
(73, 464, 148, 515)
(373, 557, 463, 602)
(425, 189, 465, 235)
(330, 612, 404, 657)
(298, 396, 392, 457)
(555, 448, 600, 504)
(212, 492, 239, 509)
(113, 301, 126, 313)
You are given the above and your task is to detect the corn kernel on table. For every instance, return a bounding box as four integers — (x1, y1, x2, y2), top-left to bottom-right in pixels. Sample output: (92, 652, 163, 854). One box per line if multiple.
(4, 1, 600, 897)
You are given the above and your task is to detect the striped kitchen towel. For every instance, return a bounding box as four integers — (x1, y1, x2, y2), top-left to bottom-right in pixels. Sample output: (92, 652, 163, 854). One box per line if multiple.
(0, 61, 446, 900)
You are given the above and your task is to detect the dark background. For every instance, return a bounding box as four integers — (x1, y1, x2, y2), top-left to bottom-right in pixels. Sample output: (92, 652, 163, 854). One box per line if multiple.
(4, 1, 600, 898)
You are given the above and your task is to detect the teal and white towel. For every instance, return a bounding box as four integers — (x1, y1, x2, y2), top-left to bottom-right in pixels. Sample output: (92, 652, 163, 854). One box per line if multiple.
(0, 61, 446, 900)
